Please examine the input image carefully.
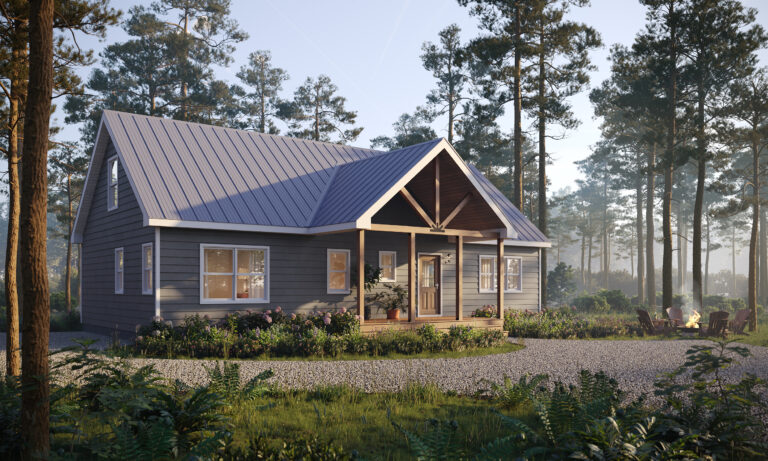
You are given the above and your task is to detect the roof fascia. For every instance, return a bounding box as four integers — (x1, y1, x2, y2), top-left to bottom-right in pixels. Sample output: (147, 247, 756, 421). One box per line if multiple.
(147, 218, 357, 235)
(71, 119, 108, 244)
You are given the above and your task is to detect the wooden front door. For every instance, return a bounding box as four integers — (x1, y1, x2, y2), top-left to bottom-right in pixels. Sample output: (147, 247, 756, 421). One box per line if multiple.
(419, 255, 440, 316)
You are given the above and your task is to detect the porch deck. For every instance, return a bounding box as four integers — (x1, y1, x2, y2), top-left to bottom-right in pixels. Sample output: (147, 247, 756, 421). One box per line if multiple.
(360, 316, 504, 335)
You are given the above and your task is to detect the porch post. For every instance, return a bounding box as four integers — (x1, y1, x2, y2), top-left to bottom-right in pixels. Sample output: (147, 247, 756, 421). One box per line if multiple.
(497, 237, 504, 320)
(456, 235, 463, 321)
(357, 229, 365, 325)
(408, 232, 416, 322)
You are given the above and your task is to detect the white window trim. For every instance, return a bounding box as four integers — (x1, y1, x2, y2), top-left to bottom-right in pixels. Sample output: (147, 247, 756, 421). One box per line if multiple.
(477, 255, 523, 294)
(378, 250, 397, 282)
(327, 248, 351, 294)
(114, 247, 124, 294)
(199, 244, 270, 304)
(142, 243, 153, 295)
(107, 156, 118, 211)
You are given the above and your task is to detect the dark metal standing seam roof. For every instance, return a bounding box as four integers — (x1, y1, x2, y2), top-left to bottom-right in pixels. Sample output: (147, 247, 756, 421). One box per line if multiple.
(91, 110, 548, 243)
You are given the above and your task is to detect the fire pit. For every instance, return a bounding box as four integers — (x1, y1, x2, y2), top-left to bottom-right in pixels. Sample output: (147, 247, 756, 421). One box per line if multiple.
(679, 326, 700, 334)
(677, 310, 701, 335)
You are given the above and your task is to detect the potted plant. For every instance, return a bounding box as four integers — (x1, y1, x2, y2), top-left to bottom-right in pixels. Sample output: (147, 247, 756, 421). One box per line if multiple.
(369, 284, 408, 320)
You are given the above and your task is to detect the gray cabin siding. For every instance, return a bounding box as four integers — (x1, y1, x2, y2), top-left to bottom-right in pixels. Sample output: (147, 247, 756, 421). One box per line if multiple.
(81, 140, 155, 333)
(158, 228, 539, 325)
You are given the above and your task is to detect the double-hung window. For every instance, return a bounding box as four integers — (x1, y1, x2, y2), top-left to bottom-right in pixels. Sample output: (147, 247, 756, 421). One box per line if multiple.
(201, 245, 269, 303)
(114, 248, 124, 294)
(478, 255, 523, 293)
(142, 243, 153, 295)
(379, 251, 396, 282)
(327, 249, 350, 293)
(107, 157, 119, 210)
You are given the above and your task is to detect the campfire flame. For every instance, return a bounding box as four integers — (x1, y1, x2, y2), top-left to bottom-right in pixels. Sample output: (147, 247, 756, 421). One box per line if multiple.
(685, 310, 701, 328)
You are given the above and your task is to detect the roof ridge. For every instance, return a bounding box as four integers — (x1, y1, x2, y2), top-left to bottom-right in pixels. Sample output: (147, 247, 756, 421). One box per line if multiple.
(103, 109, 383, 155)
(307, 164, 340, 226)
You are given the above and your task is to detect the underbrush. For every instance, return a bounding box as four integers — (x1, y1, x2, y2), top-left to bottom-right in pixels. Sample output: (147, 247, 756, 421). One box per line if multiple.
(127, 311, 507, 359)
(1, 338, 765, 459)
(503, 309, 645, 339)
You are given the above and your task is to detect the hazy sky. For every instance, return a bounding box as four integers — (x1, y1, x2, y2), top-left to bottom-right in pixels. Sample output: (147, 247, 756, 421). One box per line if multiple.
(53, 0, 768, 274)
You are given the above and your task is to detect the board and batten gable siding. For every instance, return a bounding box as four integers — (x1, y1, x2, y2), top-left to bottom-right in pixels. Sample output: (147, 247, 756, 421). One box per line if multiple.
(81, 140, 155, 333)
(158, 228, 539, 325)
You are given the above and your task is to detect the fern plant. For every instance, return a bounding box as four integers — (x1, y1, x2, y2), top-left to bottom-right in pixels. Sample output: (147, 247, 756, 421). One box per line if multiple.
(205, 361, 275, 401)
(392, 418, 463, 461)
(484, 373, 548, 409)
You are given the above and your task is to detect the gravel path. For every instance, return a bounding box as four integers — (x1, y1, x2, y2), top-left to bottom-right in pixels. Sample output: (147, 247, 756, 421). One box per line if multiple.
(2, 333, 767, 401)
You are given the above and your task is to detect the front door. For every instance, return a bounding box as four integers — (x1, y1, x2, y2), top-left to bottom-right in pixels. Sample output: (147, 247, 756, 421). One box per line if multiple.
(419, 255, 440, 316)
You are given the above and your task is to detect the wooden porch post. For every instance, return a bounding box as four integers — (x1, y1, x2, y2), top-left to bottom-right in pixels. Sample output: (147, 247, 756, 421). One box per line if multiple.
(408, 232, 416, 322)
(456, 235, 463, 321)
(357, 229, 365, 325)
(497, 237, 504, 320)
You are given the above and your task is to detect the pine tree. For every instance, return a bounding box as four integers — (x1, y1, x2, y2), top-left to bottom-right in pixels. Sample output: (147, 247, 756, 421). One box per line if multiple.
(371, 109, 437, 150)
(421, 24, 470, 144)
(287, 75, 363, 144)
(236, 50, 289, 134)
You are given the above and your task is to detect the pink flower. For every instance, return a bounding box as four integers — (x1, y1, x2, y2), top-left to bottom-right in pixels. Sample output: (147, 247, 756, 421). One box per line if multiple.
(266, 310, 272, 315)
(290, 313, 296, 320)
(354, 315, 360, 320)
(339, 307, 346, 314)
(323, 316, 331, 325)
(275, 306, 282, 313)
(265, 315, 272, 324)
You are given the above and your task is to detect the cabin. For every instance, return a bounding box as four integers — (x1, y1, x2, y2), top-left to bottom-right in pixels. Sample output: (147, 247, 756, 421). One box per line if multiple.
(72, 111, 550, 335)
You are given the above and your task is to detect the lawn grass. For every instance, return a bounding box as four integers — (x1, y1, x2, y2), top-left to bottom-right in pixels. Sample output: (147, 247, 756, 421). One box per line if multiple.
(225, 383, 529, 459)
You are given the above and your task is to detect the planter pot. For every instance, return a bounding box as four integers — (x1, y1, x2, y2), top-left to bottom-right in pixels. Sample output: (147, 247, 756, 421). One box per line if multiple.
(386, 309, 400, 320)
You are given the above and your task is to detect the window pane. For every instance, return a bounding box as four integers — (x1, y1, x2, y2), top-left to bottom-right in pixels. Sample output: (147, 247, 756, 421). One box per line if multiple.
(116, 274, 123, 293)
(144, 246, 153, 269)
(116, 250, 123, 270)
(381, 253, 393, 266)
(110, 160, 118, 183)
(110, 185, 118, 208)
(329, 272, 347, 290)
(237, 249, 264, 273)
(421, 261, 435, 287)
(144, 268, 153, 292)
(237, 275, 265, 299)
(506, 274, 521, 291)
(382, 266, 395, 281)
(481, 257, 494, 275)
(506, 258, 521, 275)
(329, 251, 347, 271)
(204, 274, 232, 299)
(205, 249, 233, 273)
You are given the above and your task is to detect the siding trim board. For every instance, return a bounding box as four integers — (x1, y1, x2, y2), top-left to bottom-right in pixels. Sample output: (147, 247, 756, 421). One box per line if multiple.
(155, 228, 161, 317)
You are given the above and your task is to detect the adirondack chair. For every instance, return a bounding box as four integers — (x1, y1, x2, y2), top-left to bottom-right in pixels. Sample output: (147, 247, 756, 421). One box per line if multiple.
(729, 309, 750, 335)
(699, 311, 729, 337)
(637, 309, 669, 335)
(666, 306, 685, 327)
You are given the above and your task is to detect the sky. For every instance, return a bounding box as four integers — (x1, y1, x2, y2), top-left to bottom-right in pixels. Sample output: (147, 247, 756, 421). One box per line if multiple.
(52, 0, 768, 274)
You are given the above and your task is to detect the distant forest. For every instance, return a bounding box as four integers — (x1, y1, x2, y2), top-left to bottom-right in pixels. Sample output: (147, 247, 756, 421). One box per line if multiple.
(2, 0, 767, 324)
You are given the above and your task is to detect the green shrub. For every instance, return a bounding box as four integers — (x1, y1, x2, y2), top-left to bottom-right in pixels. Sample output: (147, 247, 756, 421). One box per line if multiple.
(596, 289, 632, 312)
(572, 293, 610, 313)
(504, 309, 643, 339)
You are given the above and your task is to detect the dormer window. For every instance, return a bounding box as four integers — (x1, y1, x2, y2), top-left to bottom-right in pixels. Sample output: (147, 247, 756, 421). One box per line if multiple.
(108, 156, 118, 210)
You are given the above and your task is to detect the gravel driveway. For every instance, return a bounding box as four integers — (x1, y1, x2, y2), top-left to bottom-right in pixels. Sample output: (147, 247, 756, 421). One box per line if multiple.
(3, 333, 765, 401)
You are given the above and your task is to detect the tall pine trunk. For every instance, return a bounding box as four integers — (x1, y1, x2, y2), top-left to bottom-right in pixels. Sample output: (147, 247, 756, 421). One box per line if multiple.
(587, 235, 593, 290)
(677, 202, 684, 293)
(705, 211, 711, 296)
(636, 176, 645, 303)
(20, 0, 54, 458)
(732, 227, 737, 296)
(748, 139, 759, 331)
(760, 207, 768, 306)
(662, 1, 677, 313)
(65, 172, 73, 313)
(647, 143, 657, 310)
(692, 87, 706, 309)
(512, 6, 523, 210)
(580, 233, 586, 287)
(537, 38, 547, 307)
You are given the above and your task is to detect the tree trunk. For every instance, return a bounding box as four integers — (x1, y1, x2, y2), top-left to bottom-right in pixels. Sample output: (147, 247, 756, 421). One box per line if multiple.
(760, 206, 768, 306)
(636, 176, 645, 303)
(748, 140, 759, 332)
(705, 210, 711, 296)
(512, 6, 523, 210)
(580, 233, 586, 287)
(677, 201, 684, 293)
(692, 87, 706, 310)
(732, 226, 737, 296)
(663, 163, 674, 311)
(537, 40, 547, 308)
(65, 172, 73, 313)
(647, 143, 657, 310)
(587, 235, 593, 290)
(20, 0, 54, 458)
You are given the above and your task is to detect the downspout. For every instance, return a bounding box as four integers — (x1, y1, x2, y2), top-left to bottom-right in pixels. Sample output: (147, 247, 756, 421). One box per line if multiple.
(155, 227, 161, 318)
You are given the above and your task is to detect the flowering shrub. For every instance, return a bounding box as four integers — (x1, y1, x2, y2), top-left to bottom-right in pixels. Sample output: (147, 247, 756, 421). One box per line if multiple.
(132, 309, 506, 359)
(471, 305, 497, 318)
(504, 309, 644, 339)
